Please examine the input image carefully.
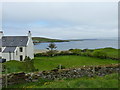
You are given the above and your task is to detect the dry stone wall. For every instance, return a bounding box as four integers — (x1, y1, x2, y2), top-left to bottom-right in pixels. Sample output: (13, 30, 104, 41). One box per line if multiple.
(2, 64, 119, 86)
(37, 64, 119, 80)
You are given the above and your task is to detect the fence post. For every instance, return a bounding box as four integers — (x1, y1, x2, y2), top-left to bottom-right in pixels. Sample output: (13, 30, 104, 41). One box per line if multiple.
(59, 64, 61, 70)
(5, 68, 7, 88)
(93, 66, 95, 76)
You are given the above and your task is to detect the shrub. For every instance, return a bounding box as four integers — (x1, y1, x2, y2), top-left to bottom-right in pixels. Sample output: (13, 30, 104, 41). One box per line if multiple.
(93, 50, 107, 59)
(24, 56, 36, 72)
(59, 51, 72, 55)
(46, 50, 58, 57)
(81, 51, 92, 57)
(81, 49, 88, 52)
(69, 49, 81, 55)
(34, 53, 42, 57)
(24, 56, 31, 61)
(34, 53, 49, 57)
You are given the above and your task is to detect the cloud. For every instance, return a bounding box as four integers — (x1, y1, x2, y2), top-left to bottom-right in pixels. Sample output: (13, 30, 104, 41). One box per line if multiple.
(2, 2, 118, 39)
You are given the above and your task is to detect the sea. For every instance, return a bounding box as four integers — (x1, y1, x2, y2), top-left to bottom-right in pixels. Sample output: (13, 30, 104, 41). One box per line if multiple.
(34, 39, 118, 50)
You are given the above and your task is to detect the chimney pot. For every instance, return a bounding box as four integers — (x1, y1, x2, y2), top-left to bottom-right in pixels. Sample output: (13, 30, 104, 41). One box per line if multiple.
(28, 31, 31, 38)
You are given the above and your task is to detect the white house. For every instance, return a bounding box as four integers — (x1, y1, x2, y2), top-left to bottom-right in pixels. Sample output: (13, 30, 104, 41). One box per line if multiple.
(0, 31, 34, 61)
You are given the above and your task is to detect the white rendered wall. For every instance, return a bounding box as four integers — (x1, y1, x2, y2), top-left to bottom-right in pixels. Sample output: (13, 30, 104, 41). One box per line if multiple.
(1, 47, 6, 59)
(2, 46, 27, 61)
(14, 47, 26, 61)
(2, 52, 15, 61)
(26, 37, 34, 59)
(2, 53, 9, 61)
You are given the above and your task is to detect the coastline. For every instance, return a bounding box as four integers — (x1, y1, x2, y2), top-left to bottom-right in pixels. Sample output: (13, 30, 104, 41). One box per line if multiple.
(34, 49, 48, 54)
(34, 49, 63, 54)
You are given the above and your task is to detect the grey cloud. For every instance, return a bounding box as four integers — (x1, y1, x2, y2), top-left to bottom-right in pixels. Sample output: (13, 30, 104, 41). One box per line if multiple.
(2, 2, 118, 39)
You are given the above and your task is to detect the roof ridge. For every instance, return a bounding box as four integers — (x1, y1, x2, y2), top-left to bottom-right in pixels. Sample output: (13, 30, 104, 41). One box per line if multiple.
(3, 36, 28, 37)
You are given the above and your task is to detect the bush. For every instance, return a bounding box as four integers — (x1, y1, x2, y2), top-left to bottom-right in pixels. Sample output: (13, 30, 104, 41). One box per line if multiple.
(59, 51, 72, 55)
(46, 50, 58, 57)
(69, 49, 81, 55)
(81, 51, 92, 57)
(34, 53, 49, 57)
(24, 56, 31, 61)
(93, 50, 107, 59)
(24, 56, 36, 72)
(81, 49, 88, 52)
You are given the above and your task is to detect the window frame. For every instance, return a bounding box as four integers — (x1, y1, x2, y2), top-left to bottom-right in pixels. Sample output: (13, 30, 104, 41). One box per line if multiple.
(19, 47, 23, 52)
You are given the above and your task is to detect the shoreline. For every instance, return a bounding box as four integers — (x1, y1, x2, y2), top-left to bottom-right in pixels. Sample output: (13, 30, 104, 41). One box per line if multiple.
(34, 49, 48, 54)
(34, 49, 64, 54)
(34, 47, 119, 54)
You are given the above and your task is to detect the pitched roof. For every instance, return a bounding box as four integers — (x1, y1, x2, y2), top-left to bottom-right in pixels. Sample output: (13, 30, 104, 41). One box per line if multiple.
(3, 47, 16, 53)
(2, 36, 28, 47)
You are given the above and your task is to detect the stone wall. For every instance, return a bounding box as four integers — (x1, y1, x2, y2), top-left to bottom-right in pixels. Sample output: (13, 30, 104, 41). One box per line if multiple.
(37, 64, 119, 80)
(2, 64, 119, 87)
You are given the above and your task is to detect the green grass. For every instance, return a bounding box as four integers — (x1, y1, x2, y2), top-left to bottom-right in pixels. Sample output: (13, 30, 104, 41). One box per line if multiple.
(69, 47, 119, 59)
(3, 60, 26, 73)
(34, 56, 118, 71)
(3, 54, 119, 88)
(2, 48, 119, 88)
(3, 55, 118, 73)
(94, 48, 119, 59)
(7, 73, 119, 88)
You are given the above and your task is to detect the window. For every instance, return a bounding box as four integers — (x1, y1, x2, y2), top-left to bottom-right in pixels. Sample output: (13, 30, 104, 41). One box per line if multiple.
(20, 55, 23, 61)
(19, 47, 23, 52)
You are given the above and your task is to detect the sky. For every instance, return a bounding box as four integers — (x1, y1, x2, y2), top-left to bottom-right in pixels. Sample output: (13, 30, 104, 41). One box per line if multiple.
(0, 2, 118, 39)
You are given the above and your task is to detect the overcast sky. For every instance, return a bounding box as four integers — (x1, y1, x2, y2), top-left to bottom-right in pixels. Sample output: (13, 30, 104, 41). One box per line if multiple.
(1, 2, 118, 39)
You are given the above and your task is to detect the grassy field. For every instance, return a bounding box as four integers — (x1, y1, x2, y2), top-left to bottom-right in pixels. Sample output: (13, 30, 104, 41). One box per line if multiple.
(94, 48, 119, 59)
(69, 47, 119, 59)
(34, 56, 118, 71)
(3, 55, 118, 73)
(7, 73, 118, 88)
(2, 48, 119, 88)
(2, 60, 27, 73)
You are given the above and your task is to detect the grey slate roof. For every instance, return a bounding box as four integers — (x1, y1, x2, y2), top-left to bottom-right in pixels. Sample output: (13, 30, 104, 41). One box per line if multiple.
(3, 47, 16, 53)
(2, 36, 28, 47)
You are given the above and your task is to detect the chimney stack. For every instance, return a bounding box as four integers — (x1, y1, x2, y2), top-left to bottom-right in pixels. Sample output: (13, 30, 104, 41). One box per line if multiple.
(0, 31, 3, 39)
(28, 31, 31, 38)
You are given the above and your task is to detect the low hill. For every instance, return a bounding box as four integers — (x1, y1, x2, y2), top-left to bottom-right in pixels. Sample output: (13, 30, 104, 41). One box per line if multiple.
(32, 37, 69, 43)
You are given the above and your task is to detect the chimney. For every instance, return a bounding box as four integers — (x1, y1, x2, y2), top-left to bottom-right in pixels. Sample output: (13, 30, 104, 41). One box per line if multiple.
(28, 31, 31, 38)
(0, 31, 3, 39)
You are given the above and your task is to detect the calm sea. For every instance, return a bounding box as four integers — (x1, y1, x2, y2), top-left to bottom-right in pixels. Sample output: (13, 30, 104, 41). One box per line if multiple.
(34, 39, 118, 50)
